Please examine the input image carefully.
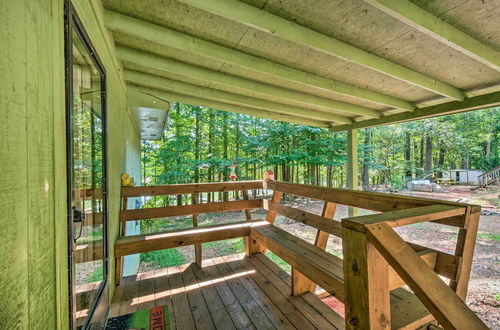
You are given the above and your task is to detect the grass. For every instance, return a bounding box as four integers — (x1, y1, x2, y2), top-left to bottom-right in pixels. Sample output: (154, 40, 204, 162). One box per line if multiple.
(140, 248, 186, 268)
(203, 238, 245, 256)
(265, 250, 291, 273)
(85, 265, 103, 283)
(477, 233, 500, 241)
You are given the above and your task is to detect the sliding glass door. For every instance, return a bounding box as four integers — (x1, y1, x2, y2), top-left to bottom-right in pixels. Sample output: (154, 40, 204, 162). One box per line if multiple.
(65, 4, 108, 329)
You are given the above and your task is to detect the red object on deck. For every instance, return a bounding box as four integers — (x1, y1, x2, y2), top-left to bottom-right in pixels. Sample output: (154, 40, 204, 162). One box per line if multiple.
(322, 296, 345, 318)
(150, 306, 166, 330)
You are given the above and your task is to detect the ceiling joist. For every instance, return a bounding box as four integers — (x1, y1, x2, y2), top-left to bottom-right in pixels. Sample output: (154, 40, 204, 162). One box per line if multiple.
(176, 0, 466, 101)
(330, 91, 500, 132)
(105, 10, 415, 112)
(124, 70, 353, 125)
(364, 0, 500, 72)
(116, 46, 383, 118)
(128, 85, 333, 128)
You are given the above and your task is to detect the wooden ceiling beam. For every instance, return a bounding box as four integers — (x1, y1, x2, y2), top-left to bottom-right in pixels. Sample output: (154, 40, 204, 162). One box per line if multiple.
(330, 91, 500, 132)
(116, 46, 383, 118)
(177, 0, 466, 101)
(105, 10, 415, 111)
(364, 0, 500, 72)
(127, 85, 333, 128)
(124, 69, 353, 124)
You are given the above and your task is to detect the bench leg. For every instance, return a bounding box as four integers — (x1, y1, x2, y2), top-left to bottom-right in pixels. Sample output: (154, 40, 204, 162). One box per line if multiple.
(246, 236, 265, 257)
(115, 256, 123, 286)
(292, 268, 314, 296)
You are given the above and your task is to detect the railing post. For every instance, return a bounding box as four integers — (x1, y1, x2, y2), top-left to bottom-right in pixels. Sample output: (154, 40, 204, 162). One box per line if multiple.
(342, 220, 391, 329)
(450, 206, 481, 299)
(192, 193, 202, 268)
(242, 190, 252, 255)
(116, 196, 127, 286)
(247, 175, 281, 256)
(347, 129, 359, 217)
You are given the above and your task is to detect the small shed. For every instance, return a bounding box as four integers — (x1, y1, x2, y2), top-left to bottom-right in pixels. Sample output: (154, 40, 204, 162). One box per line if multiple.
(442, 169, 484, 184)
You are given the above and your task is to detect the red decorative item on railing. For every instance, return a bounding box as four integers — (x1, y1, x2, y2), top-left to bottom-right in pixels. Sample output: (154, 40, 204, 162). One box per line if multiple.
(229, 164, 237, 180)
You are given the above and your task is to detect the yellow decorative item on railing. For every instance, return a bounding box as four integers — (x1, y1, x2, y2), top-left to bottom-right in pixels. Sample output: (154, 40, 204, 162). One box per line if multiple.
(121, 173, 136, 187)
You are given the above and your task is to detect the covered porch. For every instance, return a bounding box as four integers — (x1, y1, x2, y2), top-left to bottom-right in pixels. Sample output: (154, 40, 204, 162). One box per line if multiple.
(1, 0, 498, 329)
(106, 179, 486, 329)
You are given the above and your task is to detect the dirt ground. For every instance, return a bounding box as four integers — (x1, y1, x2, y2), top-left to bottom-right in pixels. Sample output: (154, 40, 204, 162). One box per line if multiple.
(139, 185, 500, 328)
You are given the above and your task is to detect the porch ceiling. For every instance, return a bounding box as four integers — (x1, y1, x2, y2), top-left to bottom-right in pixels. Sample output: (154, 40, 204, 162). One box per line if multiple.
(103, 0, 500, 130)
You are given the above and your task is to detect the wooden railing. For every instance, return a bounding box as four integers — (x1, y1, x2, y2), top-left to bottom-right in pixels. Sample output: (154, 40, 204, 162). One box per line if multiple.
(478, 165, 500, 187)
(114, 180, 487, 329)
(115, 180, 264, 284)
(254, 181, 486, 329)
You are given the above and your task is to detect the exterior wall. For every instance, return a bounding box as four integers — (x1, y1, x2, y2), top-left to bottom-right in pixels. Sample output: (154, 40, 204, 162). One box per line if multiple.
(123, 140, 142, 276)
(0, 0, 140, 328)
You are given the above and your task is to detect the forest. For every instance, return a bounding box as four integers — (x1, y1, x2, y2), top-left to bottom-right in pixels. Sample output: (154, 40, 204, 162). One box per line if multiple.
(141, 104, 499, 193)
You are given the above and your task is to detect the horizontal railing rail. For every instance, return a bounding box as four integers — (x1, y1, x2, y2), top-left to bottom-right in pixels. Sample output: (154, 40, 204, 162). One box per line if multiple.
(120, 199, 262, 221)
(121, 180, 264, 197)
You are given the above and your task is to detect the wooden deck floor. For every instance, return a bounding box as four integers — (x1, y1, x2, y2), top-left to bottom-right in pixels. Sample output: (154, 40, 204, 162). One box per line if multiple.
(110, 253, 345, 329)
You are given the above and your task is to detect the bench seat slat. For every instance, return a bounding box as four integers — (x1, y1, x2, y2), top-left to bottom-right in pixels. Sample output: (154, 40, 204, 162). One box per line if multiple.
(116, 220, 269, 257)
(251, 225, 345, 301)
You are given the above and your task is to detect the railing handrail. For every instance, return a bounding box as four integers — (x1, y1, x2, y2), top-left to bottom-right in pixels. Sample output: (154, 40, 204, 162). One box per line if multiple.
(121, 180, 264, 197)
(478, 165, 500, 179)
(266, 180, 481, 214)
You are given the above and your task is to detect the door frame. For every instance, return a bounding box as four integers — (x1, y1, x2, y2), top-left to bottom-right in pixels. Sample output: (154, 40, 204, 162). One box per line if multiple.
(64, 2, 109, 328)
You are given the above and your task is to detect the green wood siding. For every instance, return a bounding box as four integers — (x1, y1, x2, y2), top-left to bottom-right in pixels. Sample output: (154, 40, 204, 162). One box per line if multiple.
(0, 0, 140, 328)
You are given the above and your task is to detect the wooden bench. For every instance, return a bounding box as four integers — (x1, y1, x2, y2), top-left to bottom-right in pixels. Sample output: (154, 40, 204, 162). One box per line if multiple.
(251, 225, 345, 299)
(247, 180, 484, 329)
(250, 224, 445, 329)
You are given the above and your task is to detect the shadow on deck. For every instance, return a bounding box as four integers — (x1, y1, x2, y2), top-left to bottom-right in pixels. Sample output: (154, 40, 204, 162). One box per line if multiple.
(110, 253, 344, 329)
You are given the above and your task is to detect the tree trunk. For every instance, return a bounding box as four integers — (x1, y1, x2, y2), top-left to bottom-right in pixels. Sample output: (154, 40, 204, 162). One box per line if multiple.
(208, 110, 214, 202)
(419, 137, 424, 177)
(437, 142, 445, 178)
(175, 103, 182, 206)
(362, 128, 371, 190)
(194, 106, 200, 184)
(425, 135, 432, 175)
(223, 112, 229, 201)
(405, 132, 412, 179)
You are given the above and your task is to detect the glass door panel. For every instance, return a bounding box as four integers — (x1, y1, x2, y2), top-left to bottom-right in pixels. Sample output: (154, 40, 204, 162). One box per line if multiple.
(66, 7, 108, 329)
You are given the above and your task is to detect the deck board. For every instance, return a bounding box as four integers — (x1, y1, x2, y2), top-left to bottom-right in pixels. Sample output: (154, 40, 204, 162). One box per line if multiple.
(109, 253, 344, 329)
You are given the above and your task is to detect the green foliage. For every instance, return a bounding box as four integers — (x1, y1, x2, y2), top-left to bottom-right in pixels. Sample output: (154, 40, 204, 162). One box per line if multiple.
(265, 250, 291, 273)
(494, 293, 500, 302)
(203, 238, 245, 256)
(142, 103, 498, 189)
(85, 265, 103, 284)
(476, 233, 500, 242)
(140, 248, 186, 268)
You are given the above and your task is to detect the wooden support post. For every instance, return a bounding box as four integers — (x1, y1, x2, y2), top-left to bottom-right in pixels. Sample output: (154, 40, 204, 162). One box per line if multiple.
(292, 201, 337, 295)
(450, 207, 480, 299)
(116, 197, 128, 286)
(192, 193, 202, 268)
(347, 129, 359, 217)
(343, 225, 391, 329)
(247, 178, 282, 256)
(242, 190, 252, 255)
